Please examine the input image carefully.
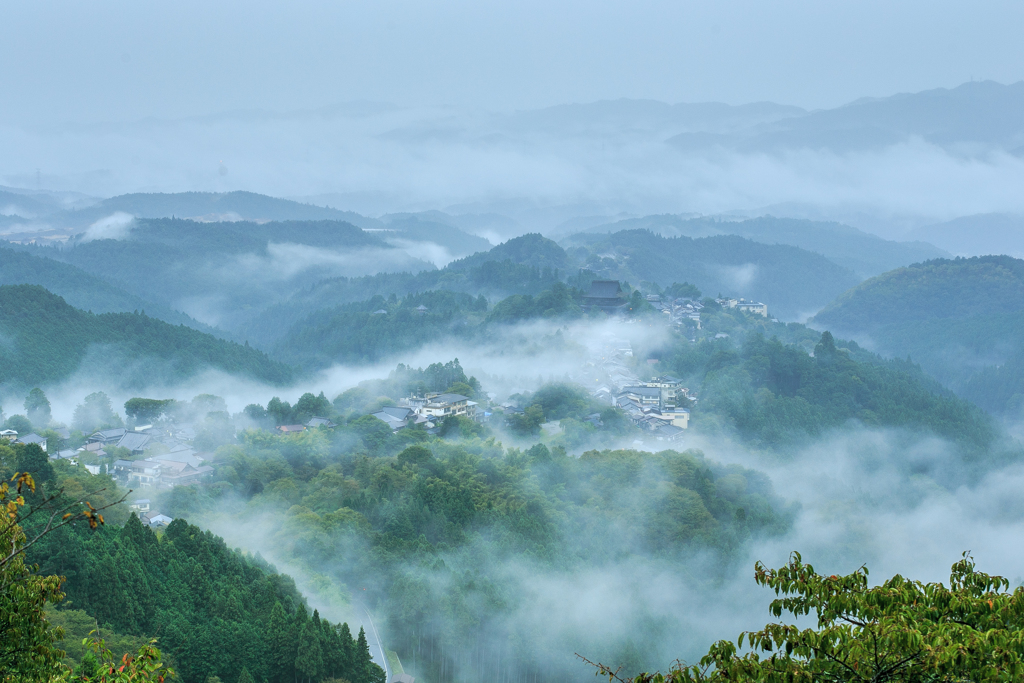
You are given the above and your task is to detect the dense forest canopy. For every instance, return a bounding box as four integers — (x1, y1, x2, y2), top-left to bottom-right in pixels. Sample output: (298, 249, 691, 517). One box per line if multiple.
(0, 285, 292, 388)
(811, 256, 1024, 414)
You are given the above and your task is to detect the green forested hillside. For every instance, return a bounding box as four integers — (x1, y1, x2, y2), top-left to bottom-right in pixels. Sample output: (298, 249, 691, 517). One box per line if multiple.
(16, 217, 429, 332)
(241, 237, 568, 346)
(812, 256, 1024, 330)
(0, 285, 292, 387)
(573, 230, 860, 320)
(677, 330, 996, 459)
(448, 232, 569, 271)
(811, 256, 1024, 413)
(0, 246, 209, 330)
(274, 290, 487, 367)
(13, 446, 384, 683)
(273, 282, 588, 368)
(157, 433, 791, 683)
(247, 229, 863, 349)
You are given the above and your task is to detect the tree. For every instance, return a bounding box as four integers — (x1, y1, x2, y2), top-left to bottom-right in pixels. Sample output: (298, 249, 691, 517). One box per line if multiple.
(73, 391, 122, 433)
(267, 397, 293, 426)
(266, 602, 295, 683)
(4, 414, 33, 436)
(0, 468, 124, 681)
(295, 620, 324, 683)
(123, 398, 174, 424)
(353, 627, 385, 683)
(597, 552, 1024, 682)
(236, 667, 255, 683)
(61, 638, 174, 682)
(24, 388, 51, 429)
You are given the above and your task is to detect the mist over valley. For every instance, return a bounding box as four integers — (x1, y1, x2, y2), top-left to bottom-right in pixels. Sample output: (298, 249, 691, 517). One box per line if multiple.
(4, 5, 1024, 682)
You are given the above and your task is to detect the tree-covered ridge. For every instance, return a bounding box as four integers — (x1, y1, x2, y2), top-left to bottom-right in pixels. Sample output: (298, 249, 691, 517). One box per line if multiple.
(683, 331, 997, 458)
(242, 246, 566, 347)
(571, 229, 861, 320)
(272, 283, 589, 368)
(586, 214, 947, 278)
(0, 285, 292, 388)
(812, 255, 1024, 331)
(0, 246, 207, 330)
(446, 232, 569, 271)
(273, 290, 488, 367)
(810, 256, 1024, 414)
(31, 513, 383, 683)
(162, 435, 792, 682)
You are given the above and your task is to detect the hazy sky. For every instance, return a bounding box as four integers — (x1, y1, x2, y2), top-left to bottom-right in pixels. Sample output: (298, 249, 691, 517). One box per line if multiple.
(3, 0, 1023, 123)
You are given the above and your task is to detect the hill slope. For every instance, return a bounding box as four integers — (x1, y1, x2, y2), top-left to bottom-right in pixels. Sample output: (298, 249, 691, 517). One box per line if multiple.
(21, 217, 430, 331)
(584, 215, 947, 278)
(51, 190, 383, 230)
(0, 246, 210, 331)
(906, 213, 1024, 259)
(668, 80, 1024, 154)
(811, 256, 1024, 413)
(0, 285, 292, 388)
(574, 229, 860, 320)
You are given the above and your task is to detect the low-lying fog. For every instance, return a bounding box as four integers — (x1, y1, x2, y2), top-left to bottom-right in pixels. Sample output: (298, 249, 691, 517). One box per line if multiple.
(17, 315, 1024, 677)
(7, 105, 1024, 240)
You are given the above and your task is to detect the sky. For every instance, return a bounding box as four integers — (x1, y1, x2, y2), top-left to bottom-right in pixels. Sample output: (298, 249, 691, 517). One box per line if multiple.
(2, 0, 1023, 124)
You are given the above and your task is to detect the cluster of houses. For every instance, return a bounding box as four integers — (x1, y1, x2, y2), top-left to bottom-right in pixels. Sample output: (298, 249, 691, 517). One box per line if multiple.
(568, 334, 693, 442)
(643, 295, 705, 330)
(613, 377, 691, 441)
(57, 425, 214, 489)
(368, 393, 483, 432)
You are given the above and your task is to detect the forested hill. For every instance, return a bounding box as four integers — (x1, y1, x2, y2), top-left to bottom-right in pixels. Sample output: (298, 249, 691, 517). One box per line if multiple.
(14, 217, 431, 333)
(811, 256, 1024, 414)
(244, 229, 861, 347)
(812, 256, 1024, 331)
(576, 229, 860, 320)
(49, 190, 383, 230)
(0, 246, 209, 331)
(0, 285, 292, 388)
(584, 214, 947, 278)
(18, 449, 385, 683)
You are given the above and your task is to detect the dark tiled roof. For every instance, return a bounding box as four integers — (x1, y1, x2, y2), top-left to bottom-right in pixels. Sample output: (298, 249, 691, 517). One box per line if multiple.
(585, 280, 624, 299)
(117, 432, 152, 452)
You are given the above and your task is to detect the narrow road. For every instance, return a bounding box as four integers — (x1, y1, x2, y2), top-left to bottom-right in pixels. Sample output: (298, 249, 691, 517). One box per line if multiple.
(358, 603, 389, 681)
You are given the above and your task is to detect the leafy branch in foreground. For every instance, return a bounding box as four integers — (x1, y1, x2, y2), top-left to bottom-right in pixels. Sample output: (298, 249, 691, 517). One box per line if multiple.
(0, 470, 127, 584)
(59, 635, 174, 682)
(586, 551, 1024, 682)
(0, 461, 129, 682)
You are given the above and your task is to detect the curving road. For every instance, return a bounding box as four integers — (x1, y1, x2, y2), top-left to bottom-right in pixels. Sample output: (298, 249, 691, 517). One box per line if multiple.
(358, 603, 389, 681)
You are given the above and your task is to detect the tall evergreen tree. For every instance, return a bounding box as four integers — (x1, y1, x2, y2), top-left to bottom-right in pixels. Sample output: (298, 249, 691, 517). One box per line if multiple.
(295, 621, 324, 683)
(338, 622, 355, 679)
(354, 627, 373, 683)
(265, 602, 294, 683)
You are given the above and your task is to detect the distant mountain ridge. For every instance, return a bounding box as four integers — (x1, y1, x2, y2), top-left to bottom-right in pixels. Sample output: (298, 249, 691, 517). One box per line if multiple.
(668, 80, 1024, 154)
(578, 214, 948, 278)
(906, 213, 1024, 259)
(36, 190, 384, 231)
